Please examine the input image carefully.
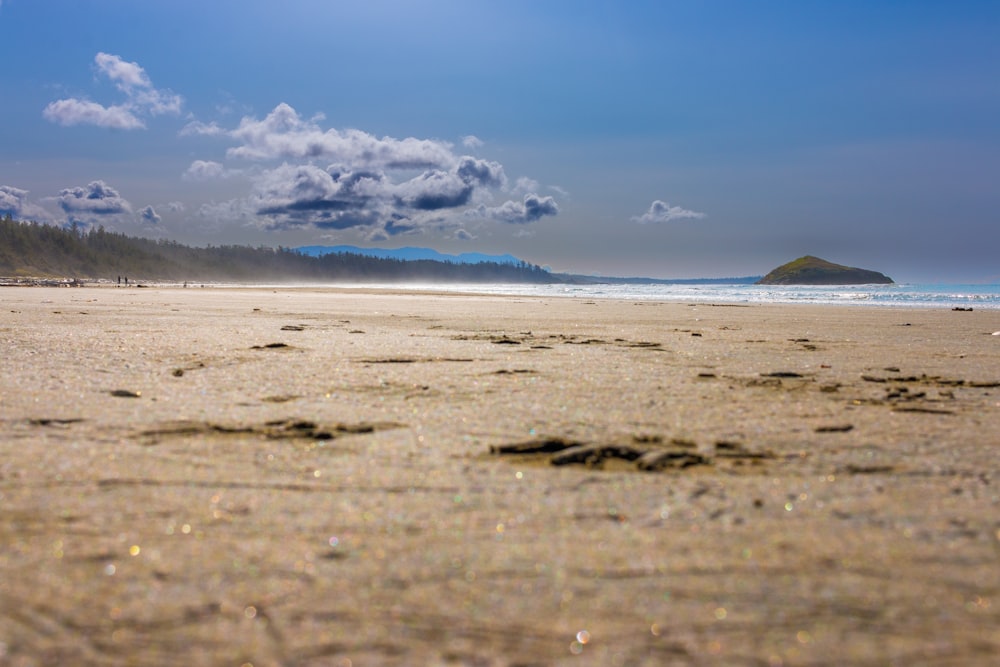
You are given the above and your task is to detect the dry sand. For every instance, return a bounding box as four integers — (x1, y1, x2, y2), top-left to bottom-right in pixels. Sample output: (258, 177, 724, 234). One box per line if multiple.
(1, 286, 998, 666)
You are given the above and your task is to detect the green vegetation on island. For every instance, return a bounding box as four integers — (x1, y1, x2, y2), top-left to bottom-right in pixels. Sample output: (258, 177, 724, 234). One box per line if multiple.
(756, 256, 893, 285)
(0, 216, 555, 284)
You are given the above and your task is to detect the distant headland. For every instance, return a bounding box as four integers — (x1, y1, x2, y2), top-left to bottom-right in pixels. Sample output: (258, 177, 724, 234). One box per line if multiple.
(756, 256, 894, 285)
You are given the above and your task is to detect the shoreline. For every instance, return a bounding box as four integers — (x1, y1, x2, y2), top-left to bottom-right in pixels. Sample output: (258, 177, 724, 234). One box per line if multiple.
(2, 286, 998, 665)
(5, 278, 1000, 312)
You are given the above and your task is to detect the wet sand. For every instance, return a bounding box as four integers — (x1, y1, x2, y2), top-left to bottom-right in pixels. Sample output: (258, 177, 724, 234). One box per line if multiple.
(1, 286, 998, 666)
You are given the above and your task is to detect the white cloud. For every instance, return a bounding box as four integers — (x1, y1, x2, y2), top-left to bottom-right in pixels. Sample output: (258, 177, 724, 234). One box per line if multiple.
(631, 200, 705, 224)
(197, 198, 257, 226)
(183, 160, 237, 181)
(43, 53, 182, 130)
(462, 135, 484, 149)
(55, 181, 132, 218)
(245, 154, 513, 234)
(512, 176, 540, 195)
(95, 52, 148, 90)
(181, 103, 558, 236)
(43, 98, 144, 129)
(138, 205, 161, 224)
(227, 103, 456, 168)
(179, 120, 227, 137)
(0, 186, 53, 221)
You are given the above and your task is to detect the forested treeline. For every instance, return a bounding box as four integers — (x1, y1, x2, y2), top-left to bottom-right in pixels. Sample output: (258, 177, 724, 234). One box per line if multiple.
(0, 216, 557, 284)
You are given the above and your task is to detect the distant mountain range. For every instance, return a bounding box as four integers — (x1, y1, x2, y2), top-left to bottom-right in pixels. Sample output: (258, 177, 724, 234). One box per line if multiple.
(296, 245, 760, 284)
(296, 245, 523, 266)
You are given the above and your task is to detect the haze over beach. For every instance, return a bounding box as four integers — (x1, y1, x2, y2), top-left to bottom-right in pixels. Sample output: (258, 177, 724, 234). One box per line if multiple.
(1, 1, 998, 282)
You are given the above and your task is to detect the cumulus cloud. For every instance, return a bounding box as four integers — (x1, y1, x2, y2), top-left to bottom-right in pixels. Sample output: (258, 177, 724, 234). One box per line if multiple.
(512, 176, 540, 195)
(183, 160, 233, 181)
(55, 181, 132, 217)
(179, 120, 226, 137)
(183, 103, 557, 236)
(0, 186, 53, 221)
(250, 163, 387, 230)
(43, 53, 182, 130)
(467, 193, 559, 225)
(632, 200, 705, 224)
(247, 154, 514, 234)
(138, 205, 161, 224)
(43, 99, 144, 129)
(462, 135, 484, 149)
(394, 169, 473, 210)
(197, 198, 255, 224)
(227, 103, 456, 168)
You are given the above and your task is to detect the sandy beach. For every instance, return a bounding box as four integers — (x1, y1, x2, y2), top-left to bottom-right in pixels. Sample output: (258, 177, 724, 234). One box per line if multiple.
(1, 285, 998, 666)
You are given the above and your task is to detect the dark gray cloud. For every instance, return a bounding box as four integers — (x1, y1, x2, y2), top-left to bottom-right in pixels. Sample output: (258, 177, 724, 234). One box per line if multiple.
(456, 157, 506, 188)
(467, 193, 559, 224)
(249, 154, 523, 235)
(56, 181, 132, 216)
(251, 164, 386, 229)
(394, 170, 473, 210)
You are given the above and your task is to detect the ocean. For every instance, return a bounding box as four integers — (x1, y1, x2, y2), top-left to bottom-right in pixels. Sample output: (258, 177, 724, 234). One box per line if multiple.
(388, 282, 1000, 309)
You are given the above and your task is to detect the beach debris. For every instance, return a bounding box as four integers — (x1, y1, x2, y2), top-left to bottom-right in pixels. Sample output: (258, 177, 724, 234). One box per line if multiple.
(550, 444, 645, 466)
(624, 340, 664, 349)
(891, 406, 955, 415)
(28, 417, 84, 427)
(110, 389, 141, 398)
(635, 449, 709, 470)
(262, 395, 299, 403)
(251, 342, 291, 350)
(713, 441, 775, 460)
(281, 324, 306, 331)
(490, 438, 583, 455)
(489, 436, 770, 472)
(815, 423, 854, 433)
(952, 307, 973, 311)
(839, 464, 896, 475)
(492, 338, 521, 345)
(139, 418, 403, 445)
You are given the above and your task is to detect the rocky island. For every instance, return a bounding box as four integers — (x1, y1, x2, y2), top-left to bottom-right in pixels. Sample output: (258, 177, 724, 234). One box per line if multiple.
(756, 255, 894, 285)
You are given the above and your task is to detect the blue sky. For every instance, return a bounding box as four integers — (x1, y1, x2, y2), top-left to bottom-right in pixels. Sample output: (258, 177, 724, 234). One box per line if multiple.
(1, 0, 998, 281)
